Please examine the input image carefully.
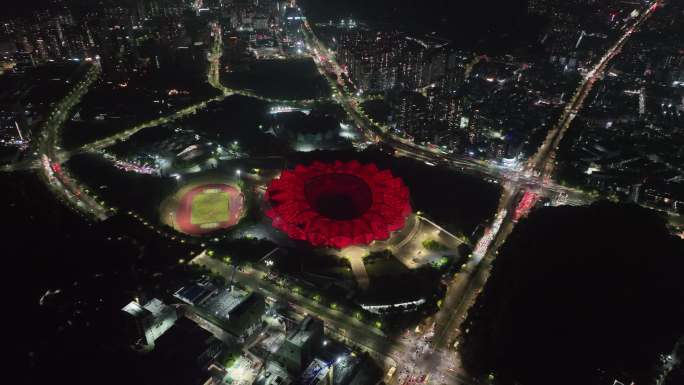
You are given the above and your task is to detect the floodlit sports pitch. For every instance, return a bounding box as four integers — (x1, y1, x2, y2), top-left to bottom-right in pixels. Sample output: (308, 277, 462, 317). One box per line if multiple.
(161, 180, 245, 236)
(191, 189, 231, 225)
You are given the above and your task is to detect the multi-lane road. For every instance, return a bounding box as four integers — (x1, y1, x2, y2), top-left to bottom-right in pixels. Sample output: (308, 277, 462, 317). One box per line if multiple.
(192, 253, 399, 359)
(528, 0, 661, 183)
(5, 3, 661, 383)
(35, 63, 111, 220)
(301, 3, 660, 384)
(302, 19, 590, 206)
(192, 251, 474, 385)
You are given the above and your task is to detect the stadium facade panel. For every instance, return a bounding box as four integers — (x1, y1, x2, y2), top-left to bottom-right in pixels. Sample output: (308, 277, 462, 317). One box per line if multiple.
(265, 161, 411, 249)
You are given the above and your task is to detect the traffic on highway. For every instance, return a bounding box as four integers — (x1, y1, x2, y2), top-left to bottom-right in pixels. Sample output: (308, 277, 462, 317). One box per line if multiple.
(11, 1, 661, 383)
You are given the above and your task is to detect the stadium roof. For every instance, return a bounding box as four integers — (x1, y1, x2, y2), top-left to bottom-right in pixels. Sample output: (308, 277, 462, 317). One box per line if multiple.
(265, 161, 411, 249)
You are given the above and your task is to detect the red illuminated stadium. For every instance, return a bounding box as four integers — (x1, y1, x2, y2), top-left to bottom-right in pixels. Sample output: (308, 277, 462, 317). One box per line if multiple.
(265, 161, 412, 249)
(173, 183, 244, 236)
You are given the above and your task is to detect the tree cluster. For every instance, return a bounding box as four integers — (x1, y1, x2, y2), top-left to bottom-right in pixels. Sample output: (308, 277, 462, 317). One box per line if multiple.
(459, 202, 684, 385)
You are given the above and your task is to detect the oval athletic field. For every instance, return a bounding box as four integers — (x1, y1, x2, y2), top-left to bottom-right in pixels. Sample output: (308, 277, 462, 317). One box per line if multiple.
(161, 182, 245, 236)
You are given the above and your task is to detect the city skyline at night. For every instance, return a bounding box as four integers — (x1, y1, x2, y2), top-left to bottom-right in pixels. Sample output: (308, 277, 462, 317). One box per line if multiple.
(3, 1, 683, 385)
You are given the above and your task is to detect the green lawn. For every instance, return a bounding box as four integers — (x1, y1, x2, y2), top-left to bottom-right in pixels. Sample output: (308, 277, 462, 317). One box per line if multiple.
(191, 191, 230, 225)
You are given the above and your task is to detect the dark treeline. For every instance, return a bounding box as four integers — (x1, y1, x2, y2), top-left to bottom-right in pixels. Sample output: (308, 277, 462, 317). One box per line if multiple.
(459, 202, 684, 385)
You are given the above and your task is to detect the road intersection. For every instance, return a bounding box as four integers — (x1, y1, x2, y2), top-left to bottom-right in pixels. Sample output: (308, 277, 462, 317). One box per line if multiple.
(5, 2, 661, 383)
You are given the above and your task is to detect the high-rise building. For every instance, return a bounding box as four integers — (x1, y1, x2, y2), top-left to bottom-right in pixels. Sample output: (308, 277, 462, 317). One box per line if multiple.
(275, 315, 324, 373)
(338, 31, 403, 93)
(391, 90, 427, 139)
